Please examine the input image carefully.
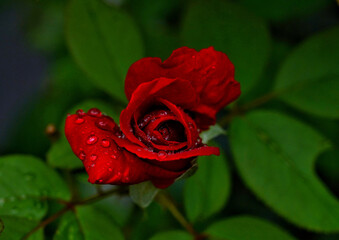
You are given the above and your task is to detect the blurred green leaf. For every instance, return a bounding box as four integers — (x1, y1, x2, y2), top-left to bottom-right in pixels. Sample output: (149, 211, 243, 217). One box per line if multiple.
(25, 1, 65, 54)
(149, 230, 192, 240)
(200, 124, 226, 144)
(205, 215, 297, 240)
(47, 99, 121, 169)
(237, 0, 332, 22)
(54, 206, 124, 240)
(316, 149, 339, 189)
(129, 181, 159, 208)
(0, 155, 70, 220)
(230, 110, 339, 232)
(275, 27, 339, 118)
(184, 146, 230, 222)
(181, 0, 271, 95)
(66, 0, 144, 103)
(125, 0, 182, 59)
(0, 216, 43, 240)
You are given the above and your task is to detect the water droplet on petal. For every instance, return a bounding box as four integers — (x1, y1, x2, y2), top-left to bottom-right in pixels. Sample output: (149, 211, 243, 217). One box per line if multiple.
(98, 179, 103, 183)
(117, 171, 122, 177)
(79, 151, 86, 160)
(101, 139, 110, 147)
(86, 135, 98, 145)
(90, 154, 97, 161)
(76, 109, 85, 116)
(211, 65, 216, 69)
(136, 148, 142, 152)
(111, 154, 117, 159)
(108, 168, 112, 172)
(75, 117, 85, 124)
(90, 163, 96, 167)
(88, 108, 102, 117)
(157, 151, 167, 159)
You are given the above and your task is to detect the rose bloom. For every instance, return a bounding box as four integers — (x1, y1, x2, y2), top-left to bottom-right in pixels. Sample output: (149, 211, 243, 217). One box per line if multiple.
(65, 47, 240, 188)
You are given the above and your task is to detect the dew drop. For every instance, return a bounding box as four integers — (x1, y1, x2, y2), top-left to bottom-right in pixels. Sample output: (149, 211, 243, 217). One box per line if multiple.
(136, 148, 142, 152)
(157, 151, 167, 159)
(79, 151, 86, 160)
(101, 139, 110, 147)
(211, 65, 216, 69)
(98, 179, 103, 183)
(108, 168, 112, 172)
(86, 135, 98, 145)
(117, 171, 122, 177)
(90, 163, 96, 168)
(90, 154, 97, 161)
(124, 176, 130, 182)
(75, 117, 85, 124)
(88, 108, 102, 117)
(76, 109, 85, 116)
(111, 154, 117, 159)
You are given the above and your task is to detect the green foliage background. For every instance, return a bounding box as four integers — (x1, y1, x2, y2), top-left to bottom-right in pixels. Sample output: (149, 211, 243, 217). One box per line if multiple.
(0, 0, 339, 239)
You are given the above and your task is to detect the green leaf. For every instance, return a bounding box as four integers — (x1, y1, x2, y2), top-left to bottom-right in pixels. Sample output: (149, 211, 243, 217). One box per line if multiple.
(47, 99, 121, 169)
(0, 216, 43, 240)
(316, 149, 339, 187)
(205, 215, 297, 240)
(0, 155, 71, 220)
(184, 146, 230, 222)
(54, 212, 84, 240)
(149, 230, 192, 240)
(125, 0, 182, 59)
(230, 110, 339, 232)
(65, 0, 144, 103)
(200, 124, 226, 144)
(181, 0, 271, 94)
(237, 0, 332, 22)
(275, 27, 339, 118)
(129, 181, 159, 208)
(54, 206, 124, 240)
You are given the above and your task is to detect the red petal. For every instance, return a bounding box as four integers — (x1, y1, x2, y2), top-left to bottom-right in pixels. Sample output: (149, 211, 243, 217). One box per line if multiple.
(120, 77, 199, 146)
(65, 109, 185, 187)
(125, 46, 241, 129)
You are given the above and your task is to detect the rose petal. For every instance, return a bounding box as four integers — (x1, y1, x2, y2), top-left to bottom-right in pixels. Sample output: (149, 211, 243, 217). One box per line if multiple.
(65, 109, 185, 188)
(120, 77, 199, 146)
(125, 46, 241, 129)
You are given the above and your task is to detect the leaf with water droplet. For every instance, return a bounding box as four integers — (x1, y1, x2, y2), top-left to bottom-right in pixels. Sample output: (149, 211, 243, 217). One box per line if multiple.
(54, 206, 124, 240)
(0, 155, 70, 221)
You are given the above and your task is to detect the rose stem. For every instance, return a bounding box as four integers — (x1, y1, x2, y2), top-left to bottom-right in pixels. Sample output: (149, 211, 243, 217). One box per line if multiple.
(155, 192, 207, 239)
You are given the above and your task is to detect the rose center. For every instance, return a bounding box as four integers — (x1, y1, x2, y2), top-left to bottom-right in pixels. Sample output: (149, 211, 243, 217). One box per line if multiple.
(157, 120, 186, 142)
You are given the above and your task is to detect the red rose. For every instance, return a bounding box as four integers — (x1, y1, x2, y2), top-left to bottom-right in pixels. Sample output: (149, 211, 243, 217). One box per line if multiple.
(65, 47, 240, 188)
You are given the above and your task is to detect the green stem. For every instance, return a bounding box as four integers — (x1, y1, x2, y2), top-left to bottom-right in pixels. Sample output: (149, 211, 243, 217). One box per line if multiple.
(219, 90, 279, 127)
(155, 192, 207, 240)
